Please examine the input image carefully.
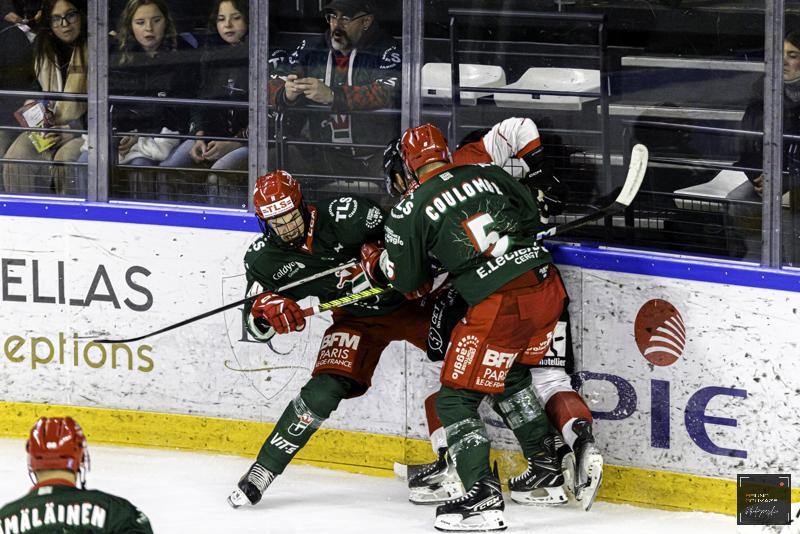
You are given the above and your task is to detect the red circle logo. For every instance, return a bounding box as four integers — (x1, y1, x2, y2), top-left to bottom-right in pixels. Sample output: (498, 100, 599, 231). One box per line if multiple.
(634, 299, 686, 366)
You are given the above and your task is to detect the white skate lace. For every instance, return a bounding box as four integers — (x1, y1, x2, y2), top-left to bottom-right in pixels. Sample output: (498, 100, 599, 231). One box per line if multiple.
(247, 463, 275, 492)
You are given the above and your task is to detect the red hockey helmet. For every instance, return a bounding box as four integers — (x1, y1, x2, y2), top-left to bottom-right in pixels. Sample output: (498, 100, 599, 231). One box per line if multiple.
(254, 170, 303, 221)
(400, 123, 450, 176)
(27, 417, 88, 476)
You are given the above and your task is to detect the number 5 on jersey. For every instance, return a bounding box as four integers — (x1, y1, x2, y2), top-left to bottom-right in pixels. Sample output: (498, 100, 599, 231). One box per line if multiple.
(463, 213, 509, 258)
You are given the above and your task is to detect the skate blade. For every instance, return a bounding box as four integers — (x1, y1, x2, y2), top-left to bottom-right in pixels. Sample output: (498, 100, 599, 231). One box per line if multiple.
(510, 485, 569, 506)
(576, 453, 604, 511)
(227, 488, 251, 509)
(434, 509, 507, 532)
(410, 482, 464, 505)
(394, 461, 409, 481)
(561, 451, 576, 499)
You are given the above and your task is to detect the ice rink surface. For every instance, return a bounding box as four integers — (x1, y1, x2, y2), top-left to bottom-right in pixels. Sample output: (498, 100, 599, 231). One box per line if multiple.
(0, 438, 737, 533)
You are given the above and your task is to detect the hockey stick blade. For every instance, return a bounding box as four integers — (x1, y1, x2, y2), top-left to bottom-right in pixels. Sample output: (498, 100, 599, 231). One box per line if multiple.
(536, 143, 648, 240)
(94, 261, 358, 344)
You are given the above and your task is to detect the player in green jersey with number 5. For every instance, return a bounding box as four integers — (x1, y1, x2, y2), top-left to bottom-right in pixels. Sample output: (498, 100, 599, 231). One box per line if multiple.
(363, 123, 567, 531)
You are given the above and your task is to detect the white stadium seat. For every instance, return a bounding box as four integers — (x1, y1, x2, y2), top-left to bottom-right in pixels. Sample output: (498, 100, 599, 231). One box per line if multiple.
(494, 67, 600, 110)
(673, 169, 790, 212)
(421, 63, 506, 105)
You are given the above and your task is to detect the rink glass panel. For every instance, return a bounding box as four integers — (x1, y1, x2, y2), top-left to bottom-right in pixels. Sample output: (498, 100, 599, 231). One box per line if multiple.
(3, 0, 799, 269)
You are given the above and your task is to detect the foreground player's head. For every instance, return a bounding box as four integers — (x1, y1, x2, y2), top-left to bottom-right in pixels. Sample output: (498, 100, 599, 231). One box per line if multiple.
(27, 417, 89, 487)
(253, 170, 308, 249)
(400, 123, 450, 184)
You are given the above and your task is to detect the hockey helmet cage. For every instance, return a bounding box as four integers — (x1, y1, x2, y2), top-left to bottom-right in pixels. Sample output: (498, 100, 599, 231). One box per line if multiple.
(383, 138, 409, 197)
(253, 170, 303, 221)
(400, 123, 450, 176)
(27, 417, 89, 481)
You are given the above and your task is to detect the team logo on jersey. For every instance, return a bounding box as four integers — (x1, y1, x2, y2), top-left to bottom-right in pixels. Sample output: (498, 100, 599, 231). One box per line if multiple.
(450, 335, 480, 381)
(328, 197, 358, 221)
(366, 206, 383, 229)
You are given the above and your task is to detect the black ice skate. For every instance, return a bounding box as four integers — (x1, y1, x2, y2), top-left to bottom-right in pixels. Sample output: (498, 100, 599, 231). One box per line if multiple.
(434, 474, 505, 532)
(227, 462, 277, 508)
(507, 434, 568, 506)
(571, 419, 603, 511)
(408, 447, 464, 504)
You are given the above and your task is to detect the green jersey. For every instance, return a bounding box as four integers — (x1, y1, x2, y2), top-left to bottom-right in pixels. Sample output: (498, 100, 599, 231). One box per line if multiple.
(0, 483, 152, 534)
(244, 196, 404, 319)
(384, 163, 553, 306)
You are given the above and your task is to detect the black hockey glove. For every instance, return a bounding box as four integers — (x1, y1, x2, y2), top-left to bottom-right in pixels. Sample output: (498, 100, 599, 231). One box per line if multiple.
(521, 152, 568, 220)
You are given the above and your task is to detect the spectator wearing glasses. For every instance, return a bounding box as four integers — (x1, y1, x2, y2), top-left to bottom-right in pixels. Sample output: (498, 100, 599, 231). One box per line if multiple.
(269, 0, 401, 192)
(1, 0, 86, 195)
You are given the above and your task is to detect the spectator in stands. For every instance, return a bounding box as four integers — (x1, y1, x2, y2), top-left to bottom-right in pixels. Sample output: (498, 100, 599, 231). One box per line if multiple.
(159, 0, 250, 207)
(1, 0, 87, 195)
(726, 30, 800, 264)
(106, 0, 195, 200)
(0, 1, 37, 191)
(269, 0, 401, 192)
(2, 0, 41, 25)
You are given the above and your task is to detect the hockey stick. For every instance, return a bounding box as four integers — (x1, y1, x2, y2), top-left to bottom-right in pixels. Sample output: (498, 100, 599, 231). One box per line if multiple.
(94, 261, 358, 344)
(535, 143, 648, 240)
(299, 146, 649, 318)
(301, 285, 393, 317)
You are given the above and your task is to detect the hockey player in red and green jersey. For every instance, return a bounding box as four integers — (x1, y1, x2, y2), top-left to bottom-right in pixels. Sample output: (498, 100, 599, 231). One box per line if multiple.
(228, 170, 433, 509)
(0, 417, 153, 534)
(385, 118, 604, 511)
(378, 123, 568, 532)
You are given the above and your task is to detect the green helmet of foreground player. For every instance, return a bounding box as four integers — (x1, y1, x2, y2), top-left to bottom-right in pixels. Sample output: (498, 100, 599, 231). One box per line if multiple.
(253, 170, 309, 249)
(27, 417, 90, 487)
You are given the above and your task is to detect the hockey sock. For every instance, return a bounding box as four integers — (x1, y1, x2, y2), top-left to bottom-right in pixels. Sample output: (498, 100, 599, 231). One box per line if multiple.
(257, 373, 353, 474)
(544, 392, 593, 450)
(492, 364, 553, 458)
(424, 391, 447, 453)
(436, 386, 491, 489)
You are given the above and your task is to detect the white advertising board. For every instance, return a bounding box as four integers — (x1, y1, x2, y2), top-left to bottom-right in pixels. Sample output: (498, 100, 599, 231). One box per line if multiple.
(2, 215, 798, 484)
(0, 216, 417, 437)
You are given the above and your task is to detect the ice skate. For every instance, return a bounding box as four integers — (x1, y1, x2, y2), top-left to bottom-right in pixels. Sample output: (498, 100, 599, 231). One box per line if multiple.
(508, 434, 568, 506)
(434, 474, 506, 532)
(394, 447, 447, 482)
(408, 447, 464, 504)
(572, 420, 603, 511)
(227, 462, 277, 508)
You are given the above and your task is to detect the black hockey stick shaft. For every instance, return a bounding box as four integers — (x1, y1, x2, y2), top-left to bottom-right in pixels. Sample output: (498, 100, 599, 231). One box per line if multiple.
(95, 261, 358, 343)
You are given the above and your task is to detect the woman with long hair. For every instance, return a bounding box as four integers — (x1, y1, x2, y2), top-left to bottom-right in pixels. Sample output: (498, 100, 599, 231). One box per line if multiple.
(2, 0, 87, 195)
(108, 0, 193, 200)
(159, 0, 251, 207)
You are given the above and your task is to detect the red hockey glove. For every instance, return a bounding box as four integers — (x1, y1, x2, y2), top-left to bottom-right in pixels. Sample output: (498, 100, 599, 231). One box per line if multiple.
(404, 279, 433, 300)
(359, 242, 389, 286)
(251, 293, 306, 335)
